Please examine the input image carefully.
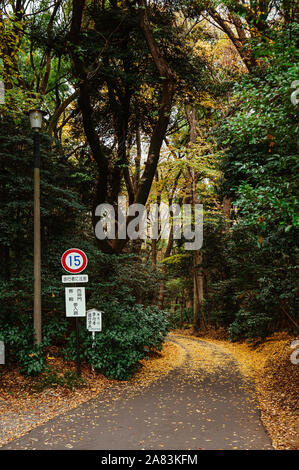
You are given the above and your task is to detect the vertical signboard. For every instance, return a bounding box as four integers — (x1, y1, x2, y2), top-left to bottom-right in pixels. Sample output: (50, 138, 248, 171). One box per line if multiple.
(0, 341, 4, 365)
(65, 287, 86, 317)
(86, 309, 102, 332)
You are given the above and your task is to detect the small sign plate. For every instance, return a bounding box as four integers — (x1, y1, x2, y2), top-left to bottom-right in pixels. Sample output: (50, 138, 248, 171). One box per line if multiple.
(86, 309, 102, 332)
(65, 287, 86, 317)
(0, 341, 4, 365)
(62, 275, 88, 283)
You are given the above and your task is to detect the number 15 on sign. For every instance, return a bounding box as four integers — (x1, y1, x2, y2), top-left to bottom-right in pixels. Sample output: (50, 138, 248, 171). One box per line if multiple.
(61, 248, 88, 274)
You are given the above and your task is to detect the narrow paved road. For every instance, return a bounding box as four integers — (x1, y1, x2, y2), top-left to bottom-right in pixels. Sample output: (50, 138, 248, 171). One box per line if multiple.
(1, 336, 272, 450)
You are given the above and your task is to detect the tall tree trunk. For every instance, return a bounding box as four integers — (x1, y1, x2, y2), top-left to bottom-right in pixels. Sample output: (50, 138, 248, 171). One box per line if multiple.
(185, 104, 205, 331)
(152, 238, 157, 266)
(110, 4, 176, 254)
(157, 224, 174, 309)
(134, 126, 141, 192)
(179, 297, 184, 329)
(222, 196, 232, 218)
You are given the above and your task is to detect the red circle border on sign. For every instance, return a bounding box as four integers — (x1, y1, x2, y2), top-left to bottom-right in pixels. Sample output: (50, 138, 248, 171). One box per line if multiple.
(61, 248, 88, 273)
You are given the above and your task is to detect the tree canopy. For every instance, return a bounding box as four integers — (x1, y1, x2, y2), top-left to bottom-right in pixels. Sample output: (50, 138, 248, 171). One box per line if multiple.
(0, 0, 298, 378)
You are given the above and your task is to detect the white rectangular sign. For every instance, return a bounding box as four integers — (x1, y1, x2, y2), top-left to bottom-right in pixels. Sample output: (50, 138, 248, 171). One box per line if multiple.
(65, 287, 86, 317)
(86, 309, 102, 332)
(62, 275, 88, 283)
(0, 341, 4, 365)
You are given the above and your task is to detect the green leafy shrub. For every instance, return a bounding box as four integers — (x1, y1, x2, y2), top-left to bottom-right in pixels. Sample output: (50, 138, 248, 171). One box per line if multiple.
(0, 321, 46, 376)
(228, 309, 273, 341)
(0, 312, 69, 376)
(63, 303, 170, 380)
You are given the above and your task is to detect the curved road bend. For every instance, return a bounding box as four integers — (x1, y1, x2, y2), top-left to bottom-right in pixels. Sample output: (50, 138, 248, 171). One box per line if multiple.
(1, 335, 272, 450)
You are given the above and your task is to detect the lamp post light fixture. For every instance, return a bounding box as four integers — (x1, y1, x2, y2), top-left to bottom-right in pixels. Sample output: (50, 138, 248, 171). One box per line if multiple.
(29, 108, 47, 345)
(29, 109, 46, 130)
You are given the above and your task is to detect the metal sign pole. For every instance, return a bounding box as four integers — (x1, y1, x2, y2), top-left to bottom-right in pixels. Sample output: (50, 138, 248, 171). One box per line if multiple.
(75, 317, 81, 377)
(74, 281, 81, 377)
(92, 331, 95, 372)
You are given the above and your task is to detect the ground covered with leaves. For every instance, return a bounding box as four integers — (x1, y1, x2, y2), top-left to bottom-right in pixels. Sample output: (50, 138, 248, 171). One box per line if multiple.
(2, 335, 272, 450)
(0, 342, 183, 446)
(179, 329, 299, 450)
(1, 332, 298, 450)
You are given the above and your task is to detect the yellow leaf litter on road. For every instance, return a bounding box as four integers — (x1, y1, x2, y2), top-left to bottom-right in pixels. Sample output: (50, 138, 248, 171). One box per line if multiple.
(172, 330, 298, 450)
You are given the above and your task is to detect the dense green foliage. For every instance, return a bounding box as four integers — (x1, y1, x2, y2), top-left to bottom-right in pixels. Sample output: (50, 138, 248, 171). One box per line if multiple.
(0, 1, 297, 385)
(159, 23, 298, 340)
(0, 118, 169, 379)
(206, 25, 299, 339)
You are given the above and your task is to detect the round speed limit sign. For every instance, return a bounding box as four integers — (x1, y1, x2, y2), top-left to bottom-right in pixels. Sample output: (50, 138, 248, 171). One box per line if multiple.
(61, 248, 88, 274)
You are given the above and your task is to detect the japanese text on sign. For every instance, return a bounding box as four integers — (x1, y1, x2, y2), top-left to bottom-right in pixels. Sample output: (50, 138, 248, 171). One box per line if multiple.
(86, 309, 102, 332)
(62, 275, 88, 283)
(65, 287, 86, 317)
